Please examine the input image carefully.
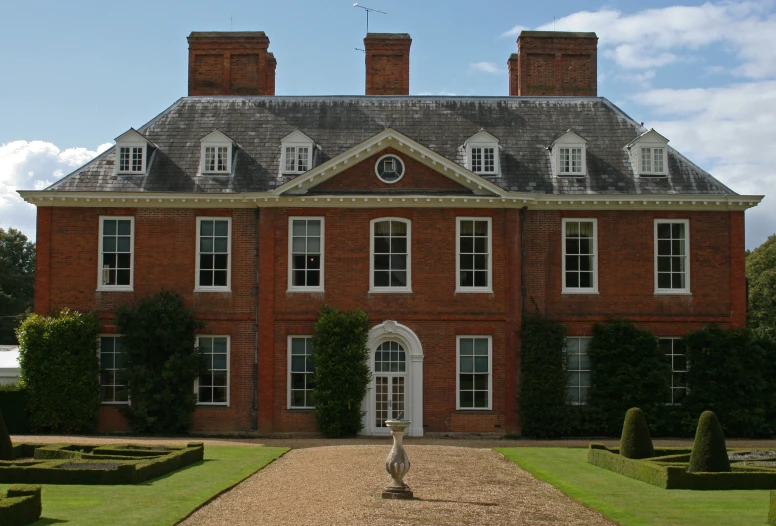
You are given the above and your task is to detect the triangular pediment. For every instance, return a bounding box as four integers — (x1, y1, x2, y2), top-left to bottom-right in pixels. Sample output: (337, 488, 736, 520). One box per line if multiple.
(281, 129, 315, 144)
(201, 129, 236, 145)
(627, 128, 669, 149)
(464, 130, 500, 146)
(273, 128, 505, 197)
(550, 129, 587, 147)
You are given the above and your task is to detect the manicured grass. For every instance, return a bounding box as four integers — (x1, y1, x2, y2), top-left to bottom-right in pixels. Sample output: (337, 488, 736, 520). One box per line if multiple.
(0, 445, 287, 526)
(496, 447, 771, 526)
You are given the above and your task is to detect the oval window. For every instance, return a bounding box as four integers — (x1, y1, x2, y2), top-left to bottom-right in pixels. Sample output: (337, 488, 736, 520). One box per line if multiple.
(375, 155, 405, 184)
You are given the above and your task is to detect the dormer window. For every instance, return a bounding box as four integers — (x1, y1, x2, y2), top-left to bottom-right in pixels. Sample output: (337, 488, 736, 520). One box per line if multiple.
(464, 130, 500, 176)
(627, 129, 670, 177)
(550, 129, 587, 177)
(280, 130, 315, 176)
(200, 130, 236, 175)
(114, 129, 153, 176)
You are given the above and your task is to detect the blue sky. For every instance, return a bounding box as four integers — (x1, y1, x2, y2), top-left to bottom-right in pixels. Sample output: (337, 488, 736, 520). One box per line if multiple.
(1, 0, 774, 248)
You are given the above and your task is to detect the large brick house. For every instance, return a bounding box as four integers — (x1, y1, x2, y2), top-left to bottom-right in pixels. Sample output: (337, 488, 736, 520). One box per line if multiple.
(19, 31, 762, 436)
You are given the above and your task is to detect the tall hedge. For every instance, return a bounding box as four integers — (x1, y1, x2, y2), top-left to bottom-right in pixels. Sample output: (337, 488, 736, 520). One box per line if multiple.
(115, 291, 205, 434)
(519, 316, 568, 438)
(688, 410, 731, 473)
(311, 305, 372, 438)
(588, 320, 671, 435)
(16, 309, 101, 433)
(684, 325, 776, 437)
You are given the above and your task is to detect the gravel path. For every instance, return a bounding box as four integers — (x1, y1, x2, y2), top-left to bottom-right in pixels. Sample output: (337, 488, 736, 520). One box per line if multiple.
(180, 445, 613, 526)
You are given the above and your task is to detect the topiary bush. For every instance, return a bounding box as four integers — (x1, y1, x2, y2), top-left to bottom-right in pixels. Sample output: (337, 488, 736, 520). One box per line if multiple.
(16, 309, 101, 433)
(115, 291, 205, 434)
(688, 411, 731, 473)
(0, 409, 13, 461)
(310, 305, 371, 438)
(588, 319, 671, 435)
(620, 407, 654, 459)
(519, 316, 568, 438)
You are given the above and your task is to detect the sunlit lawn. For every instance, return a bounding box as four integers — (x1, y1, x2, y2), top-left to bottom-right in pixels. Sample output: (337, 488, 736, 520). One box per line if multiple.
(496, 447, 771, 526)
(0, 445, 288, 526)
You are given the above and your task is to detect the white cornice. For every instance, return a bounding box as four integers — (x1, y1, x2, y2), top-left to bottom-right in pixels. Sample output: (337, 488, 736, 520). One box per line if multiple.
(17, 190, 763, 211)
(272, 128, 507, 198)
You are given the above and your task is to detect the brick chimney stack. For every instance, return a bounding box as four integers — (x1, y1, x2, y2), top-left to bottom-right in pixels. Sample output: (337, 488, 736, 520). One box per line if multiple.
(188, 32, 276, 96)
(508, 31, 598, 97)
(364, 33, 411, 96)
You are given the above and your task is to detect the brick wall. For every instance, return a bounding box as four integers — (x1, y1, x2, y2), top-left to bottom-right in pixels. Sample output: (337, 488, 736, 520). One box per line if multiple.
(364, 34, 411, 96)
(511, 31, 598, 97)
(312, 148, 470, 194)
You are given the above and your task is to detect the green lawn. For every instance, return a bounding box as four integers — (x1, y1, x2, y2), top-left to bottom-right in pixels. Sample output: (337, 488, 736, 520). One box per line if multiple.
(496, 447, 772, 526)
(0, 445, 288, 526)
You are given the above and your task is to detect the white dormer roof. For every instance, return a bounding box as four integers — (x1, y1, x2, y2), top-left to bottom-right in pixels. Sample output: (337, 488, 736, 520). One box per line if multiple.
(550, 129, 588, 148)
(281, 129, 315, 145)
(115, 128, 156, 148)
(626, 128, 669, 149)
(464, 129, 500, 146)
(200, 129, 238, 146)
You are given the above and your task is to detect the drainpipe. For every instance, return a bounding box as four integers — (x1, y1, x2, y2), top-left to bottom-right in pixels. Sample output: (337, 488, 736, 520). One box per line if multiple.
(252, 208, 259, 431)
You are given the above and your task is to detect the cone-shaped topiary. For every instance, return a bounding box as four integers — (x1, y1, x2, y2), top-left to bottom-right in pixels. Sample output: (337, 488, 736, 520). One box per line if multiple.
(688, 410, 731, 473)
(0, 408, 14, 460)
(619, 407, 655, 459)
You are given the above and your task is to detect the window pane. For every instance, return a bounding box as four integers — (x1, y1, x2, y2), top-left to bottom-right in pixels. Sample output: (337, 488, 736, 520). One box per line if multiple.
(474, 391, 488, 408)
(459, 390, 473, 408)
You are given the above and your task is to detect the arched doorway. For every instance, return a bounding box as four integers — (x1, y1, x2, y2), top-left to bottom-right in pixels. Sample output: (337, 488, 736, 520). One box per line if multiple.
(361, 320, 424, 437)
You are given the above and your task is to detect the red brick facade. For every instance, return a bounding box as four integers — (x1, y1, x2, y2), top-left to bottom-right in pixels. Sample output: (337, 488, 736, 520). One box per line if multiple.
(364, 34, 411, 96)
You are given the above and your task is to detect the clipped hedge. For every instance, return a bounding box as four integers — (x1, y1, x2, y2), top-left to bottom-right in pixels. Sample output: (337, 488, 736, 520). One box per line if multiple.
(620, 408, 654, 459)
(519, 316, 568, 438)
(0, 485, 41, 526)
(17, 309, 101, 433)
(688, 411, 730, 473)
(0, 442, 204, 484)
(588, 444, 776, 490)
(0, 388, 28, 434)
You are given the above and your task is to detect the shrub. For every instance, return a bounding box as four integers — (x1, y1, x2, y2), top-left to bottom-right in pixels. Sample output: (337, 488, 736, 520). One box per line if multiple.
(0, 485, 41, 526)
(688, 411, 731, 473)
(620, 407, 654, 459)
(0, 409, 13, 461)
(310, 305, 371, 438)
(16, 309, 101, 433)
(115, 291, 205, 434)
(518, 316, 568, 438)
(588, 320, 671, 434)
(0, 387, 28, 434)
(684, 325, 776, 437)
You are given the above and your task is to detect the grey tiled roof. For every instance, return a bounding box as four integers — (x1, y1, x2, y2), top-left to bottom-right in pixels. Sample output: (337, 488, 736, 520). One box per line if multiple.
(48, 96, 735, 196)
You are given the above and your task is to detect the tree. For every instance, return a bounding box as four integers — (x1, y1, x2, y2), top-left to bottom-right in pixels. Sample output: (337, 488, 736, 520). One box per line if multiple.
(115, 291, 205, 434)
(747, 234, 776, 339)
(310, 305, 372, 438)
(0, 227, 35, 344)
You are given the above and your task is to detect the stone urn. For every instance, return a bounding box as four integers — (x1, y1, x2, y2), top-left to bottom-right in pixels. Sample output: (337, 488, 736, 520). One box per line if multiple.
(382, 419, 413, 499)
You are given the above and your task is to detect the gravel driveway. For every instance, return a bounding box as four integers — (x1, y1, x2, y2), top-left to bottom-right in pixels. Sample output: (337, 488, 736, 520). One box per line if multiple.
(180, 445, 613, 526)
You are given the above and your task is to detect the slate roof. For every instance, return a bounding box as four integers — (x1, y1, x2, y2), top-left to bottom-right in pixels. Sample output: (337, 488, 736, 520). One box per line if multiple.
(48, 96, 736, 196)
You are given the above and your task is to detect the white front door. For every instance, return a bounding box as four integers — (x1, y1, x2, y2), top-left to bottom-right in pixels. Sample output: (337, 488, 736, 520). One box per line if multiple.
(372, 340, 408, 435)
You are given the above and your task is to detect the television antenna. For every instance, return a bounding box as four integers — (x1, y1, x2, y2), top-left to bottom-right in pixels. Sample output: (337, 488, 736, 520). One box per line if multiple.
(353, 3, 386, 33)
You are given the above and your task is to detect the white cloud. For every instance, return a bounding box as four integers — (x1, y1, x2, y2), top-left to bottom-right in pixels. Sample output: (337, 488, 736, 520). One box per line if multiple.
(500, 24, 529, 38)
(633, 81, 776, 248)
(616, 69, 656, 87)
(510, 2, 776, 78)
(0, 140, 111, 240)
(469, 62, 501, 75)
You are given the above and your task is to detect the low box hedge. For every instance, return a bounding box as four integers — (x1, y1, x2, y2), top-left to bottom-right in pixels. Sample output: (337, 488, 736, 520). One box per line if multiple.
(0, 485, 42, 526)
(588, 444, 776, 490)
(0, 442, 204, 484)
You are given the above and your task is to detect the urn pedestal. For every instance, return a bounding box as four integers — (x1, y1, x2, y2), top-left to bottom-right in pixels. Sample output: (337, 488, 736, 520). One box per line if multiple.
(382, 419, 414, 500)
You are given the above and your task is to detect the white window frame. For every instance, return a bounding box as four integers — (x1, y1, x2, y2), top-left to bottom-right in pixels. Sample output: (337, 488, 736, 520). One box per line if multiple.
(660, 337, 688, 406)
(456, 335, 492, 411)
(280, 131, 315, 176)
(551, 130, 588, 177)
(566, 336, 592, 405)
(195, 217, 232, 292)
(464, 130, 500, 176)
(456, 217, 493, 293)
(562, 218, 598, 294)
(370, 218, 412, 293)
(97, 216, 135, 292)
(374, 154, 406, 184)
(654, 219, 691, 295)
(98, 335, 129, 405)
(194, 335, 230, 407)
(287, 216, 325, 293)
(287, 335, 315, 409)
(639, 146, 667, 176)
(201, 144, 232, 175)
(116, 144, 147, 175)
(627, 129, 670, 177)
